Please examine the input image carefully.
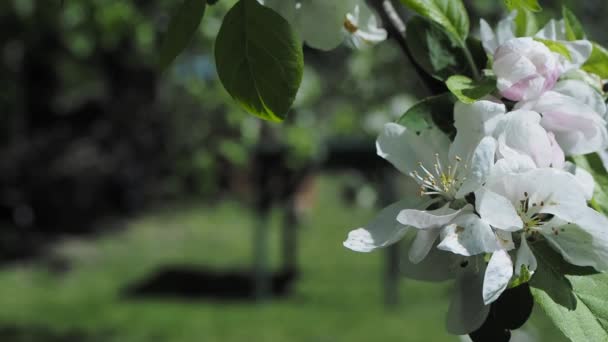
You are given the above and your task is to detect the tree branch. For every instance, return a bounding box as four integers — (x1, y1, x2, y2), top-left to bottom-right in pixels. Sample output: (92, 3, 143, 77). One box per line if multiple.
(366, 0, 446, 95)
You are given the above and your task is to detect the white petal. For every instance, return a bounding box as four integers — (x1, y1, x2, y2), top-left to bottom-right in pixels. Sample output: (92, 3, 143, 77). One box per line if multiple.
(482, 249, 513, 304)
(480, 18, 497, 55)
(438, 213, 500, 256)
(451, 99, 505, 164)
(563, 161, 595, 200)
(562, 40, 593, 70)
(494, 110, 565, 168)
(409, 228, 441, 263)
(542, 208, 608, 272)
(397, 204, 461, 230)
(456, 136, 497, 198)
(554, 80, 606, 117)
(476, 188, 523, 231)
(535, 19, 566, 41)
(343, 199, 425, 252)
(376, 122, 450, 175)
(447, 270, 491, 334)
(515, 234, 537, 275)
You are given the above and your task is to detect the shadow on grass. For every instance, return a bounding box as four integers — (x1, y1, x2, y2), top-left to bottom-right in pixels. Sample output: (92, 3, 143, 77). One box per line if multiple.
(122, 265, 298, 301)
(0, 325, 110, 342)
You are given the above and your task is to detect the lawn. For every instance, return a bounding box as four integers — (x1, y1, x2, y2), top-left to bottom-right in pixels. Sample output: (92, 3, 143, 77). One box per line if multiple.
(0, 175, 566, 342)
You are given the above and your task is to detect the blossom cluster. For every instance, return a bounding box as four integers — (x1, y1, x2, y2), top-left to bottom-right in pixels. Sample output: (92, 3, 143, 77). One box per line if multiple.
(344, 14, 608, 335)
(258, 0, 387, 50)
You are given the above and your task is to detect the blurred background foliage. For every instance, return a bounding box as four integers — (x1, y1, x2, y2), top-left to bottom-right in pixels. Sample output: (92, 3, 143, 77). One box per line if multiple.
(0, 0, 607, 341)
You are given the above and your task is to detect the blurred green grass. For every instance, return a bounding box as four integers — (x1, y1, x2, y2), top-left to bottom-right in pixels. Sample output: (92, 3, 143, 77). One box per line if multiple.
(0, 175, 566, 342)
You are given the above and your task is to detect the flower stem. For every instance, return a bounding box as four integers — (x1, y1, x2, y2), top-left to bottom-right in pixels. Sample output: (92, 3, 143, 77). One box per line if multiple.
(462, 44, 481, 81)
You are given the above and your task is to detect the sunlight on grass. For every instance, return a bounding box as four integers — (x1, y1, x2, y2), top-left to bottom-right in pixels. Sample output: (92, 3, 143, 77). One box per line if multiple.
(0, 176, 566, 342)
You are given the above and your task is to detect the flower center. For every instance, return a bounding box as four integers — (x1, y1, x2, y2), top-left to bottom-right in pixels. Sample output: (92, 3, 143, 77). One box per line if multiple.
(409, 154, 466, 200)
(343, 18, 358, 34)
(517, 192, 554, 233)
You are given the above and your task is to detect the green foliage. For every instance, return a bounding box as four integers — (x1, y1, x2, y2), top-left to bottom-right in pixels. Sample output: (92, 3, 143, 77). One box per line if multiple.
(445, 75, 496, 104)
(159, 0, 207, 70)
(406, 17, 466, 81)
(215, 0, 304, 122)
(514, 9, 538, 37)
(398, 93, 455, 134)
(582, 43, 608, 79)
(504, 0, 541, 12)
(562, 6, 586, 41)
(531, 241, 606, 342)
(534, 38, 572, 60)
(400, 0, 469, 45)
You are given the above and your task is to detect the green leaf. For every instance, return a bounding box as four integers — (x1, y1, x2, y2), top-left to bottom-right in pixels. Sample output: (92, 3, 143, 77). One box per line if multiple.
(504, 0, 542, 12)
(531, 241, 607, 342)
(562, 6, 586, 41)
(400, 0, 469, 44)
(445, 75, 496, 104)
(406, 17, 471, 81)
(572, 154, 608, 215)
(398, 93, 455, 134)
(159, 0, 207, 70)
(582, 43, 608, 79)
(214, 0, 304, 122)
(535, 38, 572, 61)
(514, 9, 538, 37)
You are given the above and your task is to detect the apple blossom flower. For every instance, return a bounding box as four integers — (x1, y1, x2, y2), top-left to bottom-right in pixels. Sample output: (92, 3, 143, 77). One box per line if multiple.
(259, 0, 385, 50)
(343, 5, 388, 49)
(472, 165, 608, 302)
(492, 37, 561, 101)
(480, 13, 593, 101)
(453, 99, 565, 170)
(516, 80, 608, 155)
(343, 120, 499, 260)
(481, 13, 592, 72)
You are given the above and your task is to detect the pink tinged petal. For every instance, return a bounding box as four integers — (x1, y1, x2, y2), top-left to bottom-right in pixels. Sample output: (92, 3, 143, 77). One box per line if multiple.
(437, 213, 501, 257)
(343, 199, 420, 252)
(493, 38, 561, 101)
(447, 271, 491, 334)
(409, 228, 441, 263)
(475, 188, 523, 231)
(396, 204, 461, 230)
(515, 234, 537, 275)
(529, 91, 608, 155)
(542, 208, 608, 272)
(554, 80, 607, 117)
(482, 249, 514, 304)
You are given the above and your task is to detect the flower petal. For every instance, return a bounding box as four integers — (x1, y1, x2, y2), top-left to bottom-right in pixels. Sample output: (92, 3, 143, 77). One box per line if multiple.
(482, 249, 514, 304)
(437, 213, 500, 256)
(409, 228, 441, 263)
(476, 188, 523, 231)
(343, 198, 426, 252)
(397, 204, 461, 230)
(376, 122, 450, 176)
(515, 234, 537, 275)
(542, 208, 608, 272)
(447, 270, 491, 334)
(401, 240, 460, 282)
(563, 161, 595, 200)
(456, 136, 497, 198)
